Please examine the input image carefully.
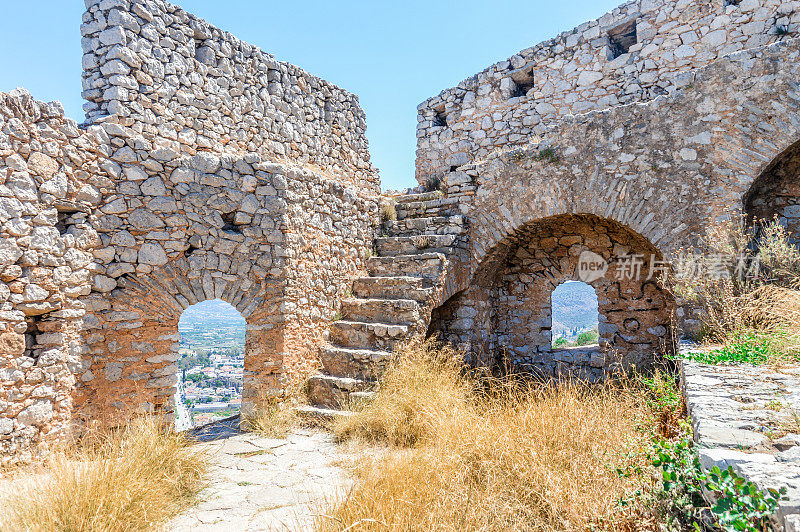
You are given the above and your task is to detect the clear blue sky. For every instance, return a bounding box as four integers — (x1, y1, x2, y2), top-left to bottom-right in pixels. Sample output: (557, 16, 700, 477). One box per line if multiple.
(0, 1, 621, 191)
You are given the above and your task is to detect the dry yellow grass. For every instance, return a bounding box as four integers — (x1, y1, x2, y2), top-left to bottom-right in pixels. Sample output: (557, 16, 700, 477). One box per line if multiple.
(0, 418, 206, 532)
(670, 214, 800, 361)
(322, 340, 658, 531)
(241, 396, 301, 438)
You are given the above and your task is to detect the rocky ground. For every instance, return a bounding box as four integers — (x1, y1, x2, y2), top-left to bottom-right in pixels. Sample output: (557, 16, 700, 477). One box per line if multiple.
(170, 419, 358, 531)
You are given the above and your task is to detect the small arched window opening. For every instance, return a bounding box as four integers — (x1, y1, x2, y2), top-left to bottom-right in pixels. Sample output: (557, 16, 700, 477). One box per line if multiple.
(176, 299, 245, 430)
(550, 281, 599, 349)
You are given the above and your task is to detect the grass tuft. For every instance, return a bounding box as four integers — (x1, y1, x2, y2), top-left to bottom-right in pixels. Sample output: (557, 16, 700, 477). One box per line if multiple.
(0, 418, 206, 532)
(669, 214, 800, 364)
(241, 396, 300, 438)
(380, 201, 397, 223)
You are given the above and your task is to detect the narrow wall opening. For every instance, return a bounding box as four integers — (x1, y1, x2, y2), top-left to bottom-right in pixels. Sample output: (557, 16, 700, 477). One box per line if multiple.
(432, 106, 448, 128)
(550, 281, 599, 349)
(607, 19, 638, 59)
(176, 299, 245, 430)
(509, 69, 535, 99)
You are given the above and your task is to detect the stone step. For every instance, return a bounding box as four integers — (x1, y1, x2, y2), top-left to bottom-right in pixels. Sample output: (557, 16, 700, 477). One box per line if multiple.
(294, 405, 355, 422)
(395, 197, 461, 220)
(330, 321, 409, 351)
(352, 276, 433, 302)
(392, 191, 444, 204)
(367, 253, 446, 281)
(306, 374, 374, 410)
(384, 215, 466, 237)
(340, 297, 421, 325)
(350, 391, 376, 403)
(321, 344, 394, 380)
(376, 234, 457, 257)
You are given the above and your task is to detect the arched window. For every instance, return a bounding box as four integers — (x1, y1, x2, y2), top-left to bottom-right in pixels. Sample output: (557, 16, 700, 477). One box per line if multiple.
(176, 300, 245, 430)
(550, 281, 599, 349)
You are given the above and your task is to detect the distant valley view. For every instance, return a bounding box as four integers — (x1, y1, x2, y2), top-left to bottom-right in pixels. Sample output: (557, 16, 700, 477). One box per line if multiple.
(551, 281, 599, 346)
(175, 300, 246, 430)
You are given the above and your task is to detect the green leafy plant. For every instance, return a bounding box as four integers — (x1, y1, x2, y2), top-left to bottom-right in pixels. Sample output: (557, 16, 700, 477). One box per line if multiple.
(511, 151, 527, 163)
(640, 370, 682, 415)
(534, 146, 560, 164)
(553, 336, 568, 348)
(679, 331, 786, 365)
(651, 431, 707, 527)
(705, 465, 786, 531)
(649, 423, 787, 531)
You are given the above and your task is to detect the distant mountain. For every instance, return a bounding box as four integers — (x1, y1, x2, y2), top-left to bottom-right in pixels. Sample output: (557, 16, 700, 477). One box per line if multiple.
(550, 281, 599, 339)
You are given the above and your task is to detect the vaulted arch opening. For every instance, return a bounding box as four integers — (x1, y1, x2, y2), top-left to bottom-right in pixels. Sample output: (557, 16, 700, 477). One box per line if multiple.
(75, 262, 287, 428)
(430, 214, 676, 380)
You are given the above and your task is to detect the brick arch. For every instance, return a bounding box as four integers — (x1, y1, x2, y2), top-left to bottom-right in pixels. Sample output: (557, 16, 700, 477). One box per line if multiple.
(75, 257, 285, 425)
(479, 214, 675, 377)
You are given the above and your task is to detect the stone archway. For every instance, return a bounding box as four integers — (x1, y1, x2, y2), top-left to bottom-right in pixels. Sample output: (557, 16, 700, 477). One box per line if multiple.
(75, 258, 286, 424)
(744, 138, 800, 243)
(431, 214, 676, 378)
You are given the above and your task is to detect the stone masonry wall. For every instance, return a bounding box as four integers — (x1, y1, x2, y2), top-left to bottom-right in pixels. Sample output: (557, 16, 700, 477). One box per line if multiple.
(428, 37, 800, 377)
(81, 0, 377, 192)
(1, 0, 379, 464)
(281, 176, 377, 386)
(0, 89, 108, 463)
(416, 0, 799, 184)
(76, 148, 376, 423)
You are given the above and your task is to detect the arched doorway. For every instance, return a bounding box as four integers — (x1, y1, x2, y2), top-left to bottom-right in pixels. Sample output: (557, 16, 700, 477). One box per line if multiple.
(75, 260, 287, 427)
(431, 214, 676, 380)
(176, 300, 246, 430)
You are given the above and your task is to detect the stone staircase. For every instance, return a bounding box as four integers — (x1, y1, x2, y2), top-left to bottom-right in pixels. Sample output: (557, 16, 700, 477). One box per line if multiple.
(299, 190, 466, 418)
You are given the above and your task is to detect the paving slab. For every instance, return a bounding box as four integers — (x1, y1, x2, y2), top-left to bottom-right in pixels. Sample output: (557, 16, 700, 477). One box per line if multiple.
(681, 357, 800, 530)
(170, 427, 356, 532)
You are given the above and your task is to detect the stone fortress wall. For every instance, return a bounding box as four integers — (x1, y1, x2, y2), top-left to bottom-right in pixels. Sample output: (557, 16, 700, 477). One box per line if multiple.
(81, 0, 377, 192)
(416, 0, 799, 184)
(0, 90, 107, 462)
(419, 28, 800, 380)
(1, 0, 379, 464)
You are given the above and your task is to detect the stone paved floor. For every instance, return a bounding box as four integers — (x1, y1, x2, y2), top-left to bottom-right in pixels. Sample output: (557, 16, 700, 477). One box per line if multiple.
(169, 421, 356, 532)
(681, 359, 800, 531)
